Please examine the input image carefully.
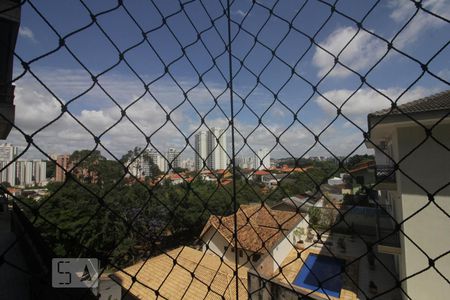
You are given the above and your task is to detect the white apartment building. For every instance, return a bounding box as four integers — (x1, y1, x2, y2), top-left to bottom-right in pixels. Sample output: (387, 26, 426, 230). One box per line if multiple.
(148, 149, 166, 173)
(195, 131, 208, 170)
(0, 161, 16, 186)
(207, 127, 228, 170)
(366, 91, 450, 299)
(195, 128, 228, 170)
(165, 148, 181, 171)
(237, 155, 253, 169)
(0, 158, 46, 187)
(0, 143, 18, 186)
(180, 158, 195, 171)
(253, 148, 270, 170)
(128, 149, 166, 178)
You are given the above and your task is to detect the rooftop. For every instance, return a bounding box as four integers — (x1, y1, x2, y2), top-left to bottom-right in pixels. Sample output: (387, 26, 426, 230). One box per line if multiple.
(110, 246, 247, 300)
(200, 204, 305, 254)
(369, 90, 450, 118)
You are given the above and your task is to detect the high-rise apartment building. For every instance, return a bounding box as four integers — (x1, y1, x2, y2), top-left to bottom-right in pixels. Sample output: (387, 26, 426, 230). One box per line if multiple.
(18, 160, 46, 186)
(0, 143, 18, 186)
(127, 149, 167, 178)
(0, 143, 17, 161)
(165, 148, 181, 172)
(195, 131, 208, 170)
(32, 159, 47, 184)
(180, 158, 195, 171)
(253, 148, 270, 170)
(195, 128, 228, 170)
(55, 154, 70, 182)
(15, 160, 32, 185)
(148, 149, 166, 173)
(208, 128, 228, 170)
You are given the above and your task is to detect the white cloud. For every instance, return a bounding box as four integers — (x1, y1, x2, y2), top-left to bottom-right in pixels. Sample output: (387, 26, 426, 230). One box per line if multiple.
(18, 26, 36, 42)
(312, 0, 449, 78)
(388, 0, 450, 47)
(234, 9, 247, 17)
(5, 68, 223, 159)
(315, 86, 438, 116)
(437, 69, 450, 82)
(4, 67, 385, 160)
(312, 27, 386, 78)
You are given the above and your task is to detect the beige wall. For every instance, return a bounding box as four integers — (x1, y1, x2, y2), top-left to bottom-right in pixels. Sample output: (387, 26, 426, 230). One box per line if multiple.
(258, 218, 309, 276)
(202, 227, 236, 263)
(202, 227, 263, 269)
(202, 216, 309, 277)
(395, 122, 450, 299)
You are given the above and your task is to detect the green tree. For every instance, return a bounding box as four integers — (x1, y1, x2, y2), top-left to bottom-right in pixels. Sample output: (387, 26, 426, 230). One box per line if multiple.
(46, 160, 56, 179)
(308, 207, 321, 226)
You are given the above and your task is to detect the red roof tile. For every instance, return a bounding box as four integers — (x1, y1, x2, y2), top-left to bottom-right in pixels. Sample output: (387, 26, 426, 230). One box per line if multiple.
(200, 204, 304, 254)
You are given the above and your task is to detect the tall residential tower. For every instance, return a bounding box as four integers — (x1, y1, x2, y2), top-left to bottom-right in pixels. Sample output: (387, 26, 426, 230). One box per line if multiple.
(195, 128, 228, 171)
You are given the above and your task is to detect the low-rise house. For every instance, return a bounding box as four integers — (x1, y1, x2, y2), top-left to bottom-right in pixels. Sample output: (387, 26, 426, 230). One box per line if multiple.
(159, 173, 185, 185)
(348, 160, 376, 194)
(252, 170, 270, 182)
(200, 204, 309, 277)
(327, 176, 344, 186)
(260, 173, 288, 189)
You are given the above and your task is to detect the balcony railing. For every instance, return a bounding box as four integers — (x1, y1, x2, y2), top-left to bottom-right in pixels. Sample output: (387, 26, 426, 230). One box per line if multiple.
(375, 165, 396, 184)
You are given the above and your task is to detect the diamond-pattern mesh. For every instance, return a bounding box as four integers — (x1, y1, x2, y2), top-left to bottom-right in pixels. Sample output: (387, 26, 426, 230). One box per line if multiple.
(0, 0, 449, 299)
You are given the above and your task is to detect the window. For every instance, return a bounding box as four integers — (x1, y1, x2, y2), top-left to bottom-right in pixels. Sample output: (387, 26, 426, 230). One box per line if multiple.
(239, 249, 243, 258)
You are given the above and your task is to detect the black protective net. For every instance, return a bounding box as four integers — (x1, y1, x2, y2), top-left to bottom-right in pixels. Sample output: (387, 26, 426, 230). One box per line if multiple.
(0, 0, 449, 299)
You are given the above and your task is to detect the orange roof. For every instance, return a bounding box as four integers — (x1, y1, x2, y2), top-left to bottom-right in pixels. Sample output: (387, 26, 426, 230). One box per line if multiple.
(200, 204, 304, 254)
(254, 170, 270, 175)
(111, 246, 247, 299)
(169, 174, 182, 180)
(279, 166, 309, 173)
(348, 161, 375, 173)
(221, 179, 232, 185)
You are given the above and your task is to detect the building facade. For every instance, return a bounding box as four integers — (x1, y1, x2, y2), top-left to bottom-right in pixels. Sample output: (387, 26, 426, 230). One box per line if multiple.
(55, 154, 70, 182)
(148, 149, 166, 173)
(200, 204, 309, 277)
(0, 143, 18, 186)
(14, 159, 47, 186)
(195, 131, 208, 170)
(165, 148, 181, 172)
(367, 91, 450, 299)
(253, 148, 270, 170)
(195, 128, 228, 171)
(0, 144, 47, 186)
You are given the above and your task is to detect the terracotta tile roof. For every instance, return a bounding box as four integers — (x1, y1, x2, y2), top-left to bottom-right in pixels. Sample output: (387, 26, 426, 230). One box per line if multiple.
(369, 90, 450, 117)
(200, 204, 304, 254)
(348, 161, 375, 173)
(253, 170, 270, 175)
(221, 179, 233, 185)
(110, 246, 247, 300)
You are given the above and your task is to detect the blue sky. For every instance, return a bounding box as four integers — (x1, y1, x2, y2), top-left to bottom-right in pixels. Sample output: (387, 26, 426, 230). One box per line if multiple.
(7, 0, 450, 160)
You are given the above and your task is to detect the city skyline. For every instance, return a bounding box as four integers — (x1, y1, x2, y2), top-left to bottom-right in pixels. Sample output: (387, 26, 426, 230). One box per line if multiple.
(0, 143, 47, 186)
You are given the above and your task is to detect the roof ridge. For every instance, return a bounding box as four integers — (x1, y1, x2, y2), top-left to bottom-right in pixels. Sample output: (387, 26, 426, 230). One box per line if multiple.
(369, 89, 450, 117)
